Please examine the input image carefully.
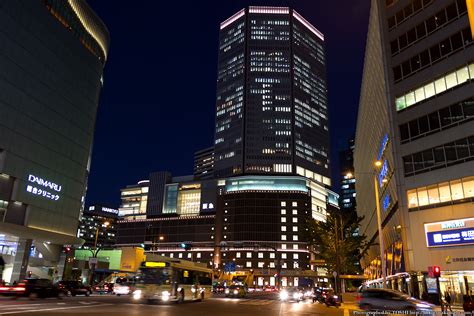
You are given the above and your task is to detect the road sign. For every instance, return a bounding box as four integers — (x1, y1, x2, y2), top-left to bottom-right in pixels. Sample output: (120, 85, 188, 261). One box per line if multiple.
(333, 271, 338, 277)
(224, 262, 236, 272)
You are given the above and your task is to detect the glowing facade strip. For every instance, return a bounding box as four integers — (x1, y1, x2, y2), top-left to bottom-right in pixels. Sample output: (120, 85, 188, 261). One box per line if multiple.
(467, 0, 474, 39)
(292, 11, 324, 41)
(220, 9, 245, 30)
(249, 6, 289, 14)
(68, 0, 109, 60)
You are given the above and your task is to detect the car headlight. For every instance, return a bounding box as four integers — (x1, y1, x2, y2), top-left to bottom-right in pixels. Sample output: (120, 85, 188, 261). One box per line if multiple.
(416, 303, 431, 309)
(280, 290, 288, 300)
(191, 288, 196, 293)
(132, 290, 142, 300)
(225, 289, 230, 294)
(233, 290, 238, 295)
(333, 295, 338, 299)
(162, 291, 170, 301)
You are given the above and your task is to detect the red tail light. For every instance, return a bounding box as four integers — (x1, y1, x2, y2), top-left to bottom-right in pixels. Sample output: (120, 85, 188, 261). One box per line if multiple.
(12, 287, 26, 292)
(356, 294, 362, 301)
(0, 287, 10, 291)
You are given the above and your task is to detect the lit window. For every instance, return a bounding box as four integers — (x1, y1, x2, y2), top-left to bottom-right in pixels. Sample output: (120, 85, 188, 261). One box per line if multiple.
(292, 202, 297, 207)
(292, 226, 298, 232)
(258, 252, 264, 258)
(179, 253, 183, 258)
(270, 253, 275, 259)
(258, 262, 264, 268)
(293, 262, 299, 269)
(463, 176, 474, 197)
(282, 244, 287, 249)
(292, 210, 298, 215)
(236, 252, 241, 258)
(197, 253, 201, 258)
(246, 261, 252, 268)
(281, 226, 287, 232)
(281, 201, 286, 207)
(281, 217, 286, 222)
(246, 252, 252, 258)
(170, 253, 174, 258)
(281, 253, 287, 259)
(188, 253, 192, 259)
(293, 254, 299, 259)
(281, 235, 287, 241)
(293, 244, 298, 250)
(269, 262, 275, 268)
(282, 262, 287, 269)
(293, 235, 298, 241)
(292, 217, 298, 223)
(281, 209, 286, 215)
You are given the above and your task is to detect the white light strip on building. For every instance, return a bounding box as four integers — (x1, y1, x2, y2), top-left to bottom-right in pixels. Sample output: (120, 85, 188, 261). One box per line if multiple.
(220, 9, 245, 30)
(249, 6, 289, 14)
(292, 11, 324, 41)
(68, 0, 109, 60)
(117, 215, 215, 223)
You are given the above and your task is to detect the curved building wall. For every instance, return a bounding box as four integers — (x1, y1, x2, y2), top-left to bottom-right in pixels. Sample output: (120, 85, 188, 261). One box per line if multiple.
(0, 0, 108, 238)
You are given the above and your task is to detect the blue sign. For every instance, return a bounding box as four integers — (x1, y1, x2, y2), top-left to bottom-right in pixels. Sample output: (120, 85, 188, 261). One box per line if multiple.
(378, 160, 388, 187)
(377, 134, 389, 161)
(224, 262, 236, 272)
(382, 194, 391, 211)
(426, 227, 474, 247)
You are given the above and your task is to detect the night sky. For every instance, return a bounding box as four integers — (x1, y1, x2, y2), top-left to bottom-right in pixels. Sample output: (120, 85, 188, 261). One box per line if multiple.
(85, 0, 370, 208)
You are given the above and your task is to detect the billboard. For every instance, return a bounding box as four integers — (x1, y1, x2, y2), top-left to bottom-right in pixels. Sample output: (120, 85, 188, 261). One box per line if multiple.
(425, 218, 474, 247)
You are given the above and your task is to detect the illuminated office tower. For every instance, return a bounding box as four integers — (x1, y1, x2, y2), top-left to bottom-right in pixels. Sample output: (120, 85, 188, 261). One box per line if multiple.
(214, 6, 331, 188)
(0, 0, 108, 282)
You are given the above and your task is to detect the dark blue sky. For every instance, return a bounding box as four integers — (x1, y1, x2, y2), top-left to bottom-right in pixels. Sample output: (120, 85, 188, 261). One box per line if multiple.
(86, 0, 370, 207)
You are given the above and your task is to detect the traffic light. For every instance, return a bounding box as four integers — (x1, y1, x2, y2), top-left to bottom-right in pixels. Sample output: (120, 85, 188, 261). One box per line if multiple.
(433, 266, 441, 278)
(179, 243, 192, 250)
(63, 246, 71, 254)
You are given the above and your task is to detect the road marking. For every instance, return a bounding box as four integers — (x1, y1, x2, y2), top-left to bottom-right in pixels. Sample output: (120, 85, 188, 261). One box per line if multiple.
(238, 299, 273, 305)
(344, 308, 350, 316)
(0, 303, 112, 315)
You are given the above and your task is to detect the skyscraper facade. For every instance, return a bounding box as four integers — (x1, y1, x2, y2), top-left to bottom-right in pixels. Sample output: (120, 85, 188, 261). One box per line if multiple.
(0, 0, 108, 282)
(355, 0, 474, 300)
(214, 7, 331, 188)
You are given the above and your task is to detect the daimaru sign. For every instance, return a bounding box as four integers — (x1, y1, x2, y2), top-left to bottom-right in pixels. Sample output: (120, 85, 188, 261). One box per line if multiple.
(26, 174, 62, 201)
(425, 218, 474, 248)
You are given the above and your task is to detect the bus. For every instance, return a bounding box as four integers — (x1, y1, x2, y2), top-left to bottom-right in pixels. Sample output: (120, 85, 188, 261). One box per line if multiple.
(132, 255, 213, 304)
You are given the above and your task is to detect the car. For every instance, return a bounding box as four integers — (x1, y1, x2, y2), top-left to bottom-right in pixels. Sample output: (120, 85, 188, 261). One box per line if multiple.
(279, 287, 304, 302)
(0, 278, 65, 299)
(224, 285, 246, 298)
(358, 288, 434, 312)
(57, 280, 92, 296)
(94, 282, 114, 294)
(264, 285, 277, 292)
(313, 287, 333, 303)
(113, 277, 133, 296)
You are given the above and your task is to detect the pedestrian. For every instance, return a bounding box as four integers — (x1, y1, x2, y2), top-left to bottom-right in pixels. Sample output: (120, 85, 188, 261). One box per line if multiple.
(0, 255, 4, 279)
(444, 287, 453, 312)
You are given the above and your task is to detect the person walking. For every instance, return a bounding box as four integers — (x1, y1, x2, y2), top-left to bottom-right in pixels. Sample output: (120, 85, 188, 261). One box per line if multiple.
(444, 287, 453, 313)
(0, 255, 5, 279)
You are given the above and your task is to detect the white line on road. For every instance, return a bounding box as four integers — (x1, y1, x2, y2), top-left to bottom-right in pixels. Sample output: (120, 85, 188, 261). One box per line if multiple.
(0, 303, 113, 315)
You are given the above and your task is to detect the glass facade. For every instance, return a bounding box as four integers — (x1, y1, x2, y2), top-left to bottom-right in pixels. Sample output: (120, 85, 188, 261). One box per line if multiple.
(176, 184, 201, 216)
(214, 7, 330, 182)
(407, 176, 474, 208)
(225, 176, 308, 193)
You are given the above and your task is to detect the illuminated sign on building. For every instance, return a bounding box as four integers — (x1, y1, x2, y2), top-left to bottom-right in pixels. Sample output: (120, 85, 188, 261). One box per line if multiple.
(467, 0, 474, 39)
(88, 206, 119, 215)
(382, 194, 391, 211)
(377, 134, 389, 161)
(378, 160, 388, 187)
(425, 218, 474, 247)
(26, 174, 61, 201)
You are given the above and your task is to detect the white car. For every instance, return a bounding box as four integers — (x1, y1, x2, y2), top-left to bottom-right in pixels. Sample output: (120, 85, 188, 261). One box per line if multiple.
(113, 278, 132, 296)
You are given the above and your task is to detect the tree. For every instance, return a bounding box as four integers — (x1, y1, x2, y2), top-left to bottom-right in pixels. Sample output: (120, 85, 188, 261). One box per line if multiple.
(306, 209, 370, 276)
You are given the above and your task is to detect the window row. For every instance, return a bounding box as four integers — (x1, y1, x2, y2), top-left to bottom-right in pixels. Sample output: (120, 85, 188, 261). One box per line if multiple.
(407, 176, 474, 208)
(390, 0, 467, 56)
(396, 63, 474, 111)
(400, 97, 474, 143)
(393, 28, 472, 82)
(403, 136, 474, 176)
(387, 0, 433, 30)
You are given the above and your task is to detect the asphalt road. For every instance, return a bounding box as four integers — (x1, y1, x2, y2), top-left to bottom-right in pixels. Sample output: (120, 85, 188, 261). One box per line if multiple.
(0, 293, 360, 316)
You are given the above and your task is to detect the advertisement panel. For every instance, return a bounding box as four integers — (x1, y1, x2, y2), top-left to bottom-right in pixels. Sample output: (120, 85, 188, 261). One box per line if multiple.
(424, 218, 474, 247)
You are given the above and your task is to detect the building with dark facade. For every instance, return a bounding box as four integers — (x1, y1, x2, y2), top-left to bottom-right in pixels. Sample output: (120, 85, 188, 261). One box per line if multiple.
(339, 138, 356, 212)
(355, 0, 474, 301)
(194, 147, 215, 180)
(0, 0, 108, 283)
(78, 205, 119, 249)
(214, 6, 331, 188)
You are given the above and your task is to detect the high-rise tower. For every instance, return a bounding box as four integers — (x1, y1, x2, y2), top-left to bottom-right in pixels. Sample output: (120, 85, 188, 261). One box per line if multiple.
(214, 7, 331, 187)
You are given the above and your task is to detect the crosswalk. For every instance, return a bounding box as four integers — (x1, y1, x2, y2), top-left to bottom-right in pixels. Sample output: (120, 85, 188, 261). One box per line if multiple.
(0, 301, 111, 315)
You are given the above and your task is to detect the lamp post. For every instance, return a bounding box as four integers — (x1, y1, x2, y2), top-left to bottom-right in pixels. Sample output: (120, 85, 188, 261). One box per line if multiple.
(348, 160, 387, 289)
(89, 221, 110, 286)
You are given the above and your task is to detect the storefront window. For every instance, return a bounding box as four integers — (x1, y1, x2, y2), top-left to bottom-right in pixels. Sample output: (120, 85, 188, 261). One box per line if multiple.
(449, 180, 464, 200)
(407, 189, 418, 208)
(438, 182, 451, 203)
(417, 187, 429, 206)
(427, 185, 440, 204)
(462, 176, 474, 198)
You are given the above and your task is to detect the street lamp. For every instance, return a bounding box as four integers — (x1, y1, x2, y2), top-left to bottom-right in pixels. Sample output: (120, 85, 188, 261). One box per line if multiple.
(346, 160, 387, 289)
